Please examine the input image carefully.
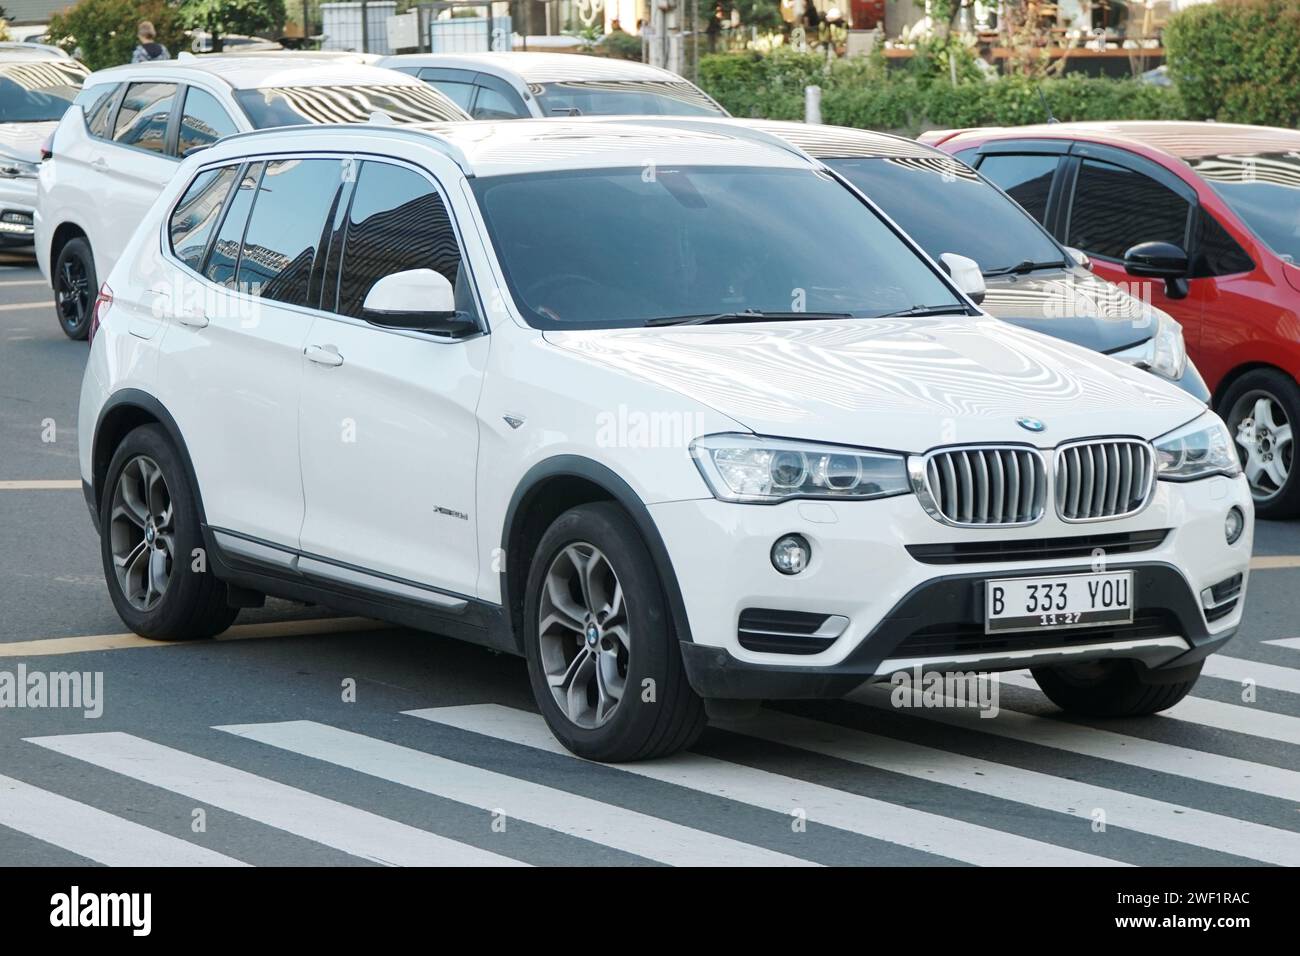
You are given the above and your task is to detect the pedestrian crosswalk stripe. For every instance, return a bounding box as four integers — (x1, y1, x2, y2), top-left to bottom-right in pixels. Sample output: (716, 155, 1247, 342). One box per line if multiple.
(217, 720, 818, 867)
(848, 684, 1300, 803)
(24, 732, 526, 867)
(714, 711, 1300, 866)
(995, 670, 1300, 747)
(1199, 654, 1300, 695)
(406, 704, 1129, 867)
(0, 773, 248, 867)
(1263, 637, 1300, 651)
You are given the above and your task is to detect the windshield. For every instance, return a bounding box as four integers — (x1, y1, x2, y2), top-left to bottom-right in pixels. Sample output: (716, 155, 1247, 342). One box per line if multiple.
(534, 81, 723, 117)
(471, 165, 965, 330)
(1191, 152, 1300, 264)
(234, 84, 466, 127)
(0, 60, 88, 123)
(826, 156, 1066, 275)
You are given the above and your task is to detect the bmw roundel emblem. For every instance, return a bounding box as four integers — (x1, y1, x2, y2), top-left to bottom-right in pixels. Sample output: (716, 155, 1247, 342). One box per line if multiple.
(1017, 416, 1046, 433)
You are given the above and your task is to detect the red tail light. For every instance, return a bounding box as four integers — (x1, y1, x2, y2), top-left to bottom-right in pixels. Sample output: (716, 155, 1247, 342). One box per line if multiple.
(40, 134, 53, 161)
(89, 284, 112, 343)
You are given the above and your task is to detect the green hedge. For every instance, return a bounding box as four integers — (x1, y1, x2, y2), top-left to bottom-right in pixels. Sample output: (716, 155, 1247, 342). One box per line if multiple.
(699, 51, 1186, 135)
(1165, 0, 1300, 126)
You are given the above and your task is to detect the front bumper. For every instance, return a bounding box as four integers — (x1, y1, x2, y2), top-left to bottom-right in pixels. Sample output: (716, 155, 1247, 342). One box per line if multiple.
(0, 177, 36, 245)
(650, 474, 1252, 700)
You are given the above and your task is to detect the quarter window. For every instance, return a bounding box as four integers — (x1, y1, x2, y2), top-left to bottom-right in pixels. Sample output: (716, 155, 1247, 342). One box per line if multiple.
(205, 162, 263, 288)
(179, 87, 238, 156)
(170, 166, 238, 270)
(75, 82, 119, 139)
(113, 82, 177, 155)
(974, 153, 1058, 223)
(335, 161, 474, 321)
(236, 159, 343, 307)
(1193, 210, 1255, 278)
(1067, 159, 1191, 260)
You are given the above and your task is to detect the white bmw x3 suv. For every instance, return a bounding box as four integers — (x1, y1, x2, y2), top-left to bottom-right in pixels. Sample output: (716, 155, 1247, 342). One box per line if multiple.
(79, 119, 1252, 761)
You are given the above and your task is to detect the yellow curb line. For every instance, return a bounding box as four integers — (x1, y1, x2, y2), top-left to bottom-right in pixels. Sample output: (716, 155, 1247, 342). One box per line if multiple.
(0, 300, 51, 312)
(0, 616, 388, 658)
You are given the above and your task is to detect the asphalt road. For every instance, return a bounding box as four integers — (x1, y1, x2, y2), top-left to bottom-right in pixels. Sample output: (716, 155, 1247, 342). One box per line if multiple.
(1, 249, 1298, 867)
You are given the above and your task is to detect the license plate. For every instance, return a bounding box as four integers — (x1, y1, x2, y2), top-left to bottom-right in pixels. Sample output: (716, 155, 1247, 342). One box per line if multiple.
(984, 570, 1133, 634)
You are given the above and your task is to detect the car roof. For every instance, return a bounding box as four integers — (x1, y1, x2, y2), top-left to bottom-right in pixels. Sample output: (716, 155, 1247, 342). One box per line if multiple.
(209, 118, 815, 178)
(945, 120, 1300, 161)
(737, 119, 943, 160)
(382, 51, 686, 84)
(86, 54, 422, 90)
(0, 44, 72, 62)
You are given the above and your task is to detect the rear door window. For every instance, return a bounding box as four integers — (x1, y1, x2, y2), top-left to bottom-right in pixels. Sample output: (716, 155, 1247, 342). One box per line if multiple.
(113, 82, 177, 155)
(976, 153, 1059, 223)
(235, 158, 344, 307)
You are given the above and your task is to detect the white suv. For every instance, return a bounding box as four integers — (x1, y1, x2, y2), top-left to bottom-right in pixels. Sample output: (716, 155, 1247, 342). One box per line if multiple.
(36, 54, 468, 339)
(79, 119, 1253, 761)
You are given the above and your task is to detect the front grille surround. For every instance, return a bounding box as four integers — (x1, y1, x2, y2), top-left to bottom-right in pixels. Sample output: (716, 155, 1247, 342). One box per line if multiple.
(909, 445, 1049, 528)
(1053, 438, 1156, 523)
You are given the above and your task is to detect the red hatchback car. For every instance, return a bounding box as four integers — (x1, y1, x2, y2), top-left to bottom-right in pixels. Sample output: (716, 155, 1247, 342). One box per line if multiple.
(924, 121, 1300, 518)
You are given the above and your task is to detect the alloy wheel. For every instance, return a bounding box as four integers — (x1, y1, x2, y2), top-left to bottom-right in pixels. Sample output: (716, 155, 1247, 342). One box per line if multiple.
(537, 542, 630, 729)
(56, 254, 90, 333)
(1230, 390, 1293, 503)
(108, 455, 175, 611)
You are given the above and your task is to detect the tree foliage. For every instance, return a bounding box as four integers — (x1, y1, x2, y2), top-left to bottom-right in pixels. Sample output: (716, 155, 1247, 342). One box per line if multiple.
(47, 0, 185, 70)
(178, 0, 287, 51)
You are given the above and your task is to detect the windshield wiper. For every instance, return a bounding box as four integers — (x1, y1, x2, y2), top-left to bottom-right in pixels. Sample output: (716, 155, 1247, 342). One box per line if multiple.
(645, 310, 854, 327)
(982, 258, 1068, 277)
(878, 304, 965, 318)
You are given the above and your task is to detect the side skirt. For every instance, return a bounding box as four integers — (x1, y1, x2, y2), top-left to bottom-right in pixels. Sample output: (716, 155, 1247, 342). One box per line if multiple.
(202, 526, 520, 655)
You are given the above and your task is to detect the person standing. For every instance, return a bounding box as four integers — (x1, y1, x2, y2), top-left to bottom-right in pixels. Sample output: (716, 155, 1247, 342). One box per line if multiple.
(131, 21, 170, 63)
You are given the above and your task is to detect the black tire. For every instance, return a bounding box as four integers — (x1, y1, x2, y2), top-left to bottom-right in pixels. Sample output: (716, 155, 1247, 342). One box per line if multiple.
(523, 502, 705, 762)
(1030, 658, 1202, 717)
(1219, 368, 1300, 519)
(99, 424, 238, 640)
(53, 236, 97, 341)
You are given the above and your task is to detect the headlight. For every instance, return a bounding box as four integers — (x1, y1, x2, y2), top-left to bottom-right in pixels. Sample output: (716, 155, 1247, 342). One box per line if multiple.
(0, 156, 39, 179)
(1112, 312, 1187, 382)
(690, 433, 911, 503)
(1154, 413, 1241, 481)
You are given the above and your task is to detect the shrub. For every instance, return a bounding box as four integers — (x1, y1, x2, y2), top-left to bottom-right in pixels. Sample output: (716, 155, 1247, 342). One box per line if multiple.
(1165, 0, 1300, 126)
(699, 52, 1185, 134)
(47, 0, 184, 70)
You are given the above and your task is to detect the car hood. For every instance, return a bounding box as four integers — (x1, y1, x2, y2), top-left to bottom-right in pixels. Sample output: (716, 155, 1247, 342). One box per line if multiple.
(0, 121, 55, 163)
(543, 316, 1201, 451)
(981, 267, 1158, 353)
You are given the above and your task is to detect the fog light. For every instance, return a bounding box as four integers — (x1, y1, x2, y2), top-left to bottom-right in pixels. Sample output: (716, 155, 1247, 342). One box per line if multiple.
(1225, 506, 1245, 545)
(771, 534, 811, 575)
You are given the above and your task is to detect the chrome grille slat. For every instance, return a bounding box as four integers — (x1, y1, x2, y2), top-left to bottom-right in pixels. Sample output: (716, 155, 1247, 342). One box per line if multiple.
(1055, 439, 1155, 523)
(918, 446, 1046, 527)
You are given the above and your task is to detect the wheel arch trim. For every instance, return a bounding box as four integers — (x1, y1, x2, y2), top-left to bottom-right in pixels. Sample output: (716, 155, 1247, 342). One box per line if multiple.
(500, 455, 697, 650)
(91, 389, 206, 526)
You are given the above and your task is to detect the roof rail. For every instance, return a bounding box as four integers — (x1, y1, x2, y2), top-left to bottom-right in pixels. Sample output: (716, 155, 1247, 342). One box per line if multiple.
(209, 123, 473, 174)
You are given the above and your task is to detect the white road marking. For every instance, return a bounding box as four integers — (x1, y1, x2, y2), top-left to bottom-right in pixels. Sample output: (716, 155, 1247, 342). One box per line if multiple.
(219, 720, 816, 867)
(849, 684, 1300, 803)
(0, 773, 248, 867)
(1200, 654, 1300, 695)
(406, 704, 1129, 868)
(25, 732, 526, 867)
(1263, 637, 1300, 652)
(715, 710, 1300, 866)
(997, 669, 1300, 747)
(0, 300, 51, 312)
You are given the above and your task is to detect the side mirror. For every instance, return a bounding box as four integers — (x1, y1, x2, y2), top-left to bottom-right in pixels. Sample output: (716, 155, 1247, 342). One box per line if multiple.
(1123, 241, 1190, 300)
(362, 268, 477, 335)
(940, 252, 985, 306)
